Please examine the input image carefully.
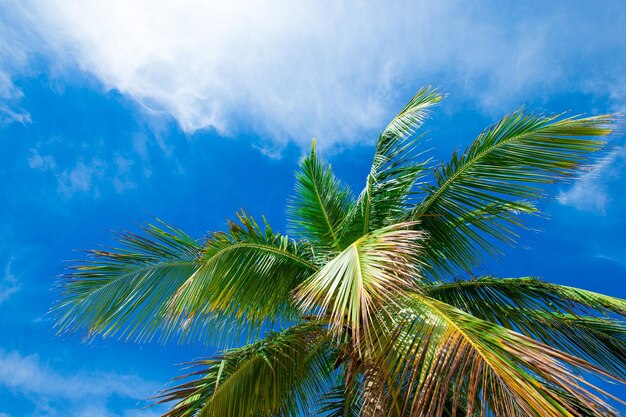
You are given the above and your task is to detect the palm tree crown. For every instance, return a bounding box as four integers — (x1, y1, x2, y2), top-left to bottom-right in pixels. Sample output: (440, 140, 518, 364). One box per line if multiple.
(54, 87, 626, 417)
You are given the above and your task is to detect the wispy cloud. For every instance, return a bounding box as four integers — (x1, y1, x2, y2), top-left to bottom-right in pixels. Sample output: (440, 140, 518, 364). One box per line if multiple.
(57, 159, 106, 197)
(0, 258, 20, 304)
(4, 1, 625, 151)
(111, 156, 137, 193)
(27, 139, 144, 198)
(0, 349, 163, 416)
(0, 3, 34, 126)
(0, 72, 30, 125)
(558, 146, 626, 214)
(28, 149, 57, 172)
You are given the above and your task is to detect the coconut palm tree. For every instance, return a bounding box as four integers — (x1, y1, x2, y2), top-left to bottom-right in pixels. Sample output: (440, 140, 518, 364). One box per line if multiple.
(54, 87, 626, 417)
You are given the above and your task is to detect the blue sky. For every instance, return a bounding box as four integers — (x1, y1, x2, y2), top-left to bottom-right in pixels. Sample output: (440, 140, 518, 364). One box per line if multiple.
(1, 1, 625, 415)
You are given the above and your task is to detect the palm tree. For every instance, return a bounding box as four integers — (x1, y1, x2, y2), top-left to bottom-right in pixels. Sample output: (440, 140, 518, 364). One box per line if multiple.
(54, 87, 626, 417)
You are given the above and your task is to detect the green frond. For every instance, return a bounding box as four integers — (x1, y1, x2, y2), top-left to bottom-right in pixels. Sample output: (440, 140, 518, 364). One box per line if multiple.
(380, 87, 443, 144)
(166, 211, 317, 343)
(378, 295, 624, 417)
(295, 223, 425, 349)
(517, 312, 626, 378)
(413, 111, 615, 274)
(425, 276, 626, 377)
(54, 213, 317, 345)
(426, 276, 626, 318)
(344, 88, 442, 240)
(155, 323, 335, 417)
(53, 219, 201, 342)
(289, 142, 354, 254)
(317, 381, 363, 417)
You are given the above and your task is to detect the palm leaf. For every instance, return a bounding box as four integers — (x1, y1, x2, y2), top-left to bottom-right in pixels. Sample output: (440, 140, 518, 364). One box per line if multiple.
(295, 223, 424, 349)
(54, 213, 317, 345)
(54, 219, 201, 342)
(166, 211, 317, 343)
(155, 323, 334, 417)
(426, 276, 626, 377)
(377, 294, 624, 417)
(289, 140, 354, 255)
(317, 380, 363, 417)
(380, 87, 443, 143)
(343, 88, 442, 241)
(413, 111, 615, 275)
(426, 276, 626, 318)
(515, 312, 626, 378)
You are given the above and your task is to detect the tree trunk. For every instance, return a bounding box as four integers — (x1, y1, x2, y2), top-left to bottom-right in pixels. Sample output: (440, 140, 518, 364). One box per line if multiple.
(361, 366, 387, 417)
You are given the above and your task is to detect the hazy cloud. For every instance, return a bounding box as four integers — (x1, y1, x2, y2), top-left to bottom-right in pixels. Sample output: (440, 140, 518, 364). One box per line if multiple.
(0, 259, 19, 304)
(111, 155, 137, 193)
(0, 72, 30, 125)
(57, 159, 106, 197)
(0, 4, 33, 125)
(559, 146, 626, 214)
(28, 149, 57, 172)
(0, 349, 162, 416)
(27, 140, 144, 198)
(4, 1, 625, 151)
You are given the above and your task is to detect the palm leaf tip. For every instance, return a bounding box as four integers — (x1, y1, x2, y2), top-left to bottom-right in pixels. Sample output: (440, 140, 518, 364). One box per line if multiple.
(288, 144, 354, 254)
(381, 86, 444, 142)
(53, 220, 201, 342)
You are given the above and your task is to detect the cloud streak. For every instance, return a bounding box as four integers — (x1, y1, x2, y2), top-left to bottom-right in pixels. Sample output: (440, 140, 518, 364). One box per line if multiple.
(0, 259, 19, 304)
(0, 349, 162, 416)
(4, 0, 625, 151)
(559, 146, 626, 214)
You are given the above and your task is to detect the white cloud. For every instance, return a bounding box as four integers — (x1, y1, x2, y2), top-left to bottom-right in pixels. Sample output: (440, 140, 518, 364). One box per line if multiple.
(27, 141, 142, 198)
(0, 349, 163, 416)
(4, 0, 624, 152)
(0, 258, 20, 304)
(112, 156, 137, 193)
(57, 159, 106, 197)
(0, 5, 33, 125)
(28, 149, 57, 171)
(0, 71, 30, 125)
(559, 146, 626, 214)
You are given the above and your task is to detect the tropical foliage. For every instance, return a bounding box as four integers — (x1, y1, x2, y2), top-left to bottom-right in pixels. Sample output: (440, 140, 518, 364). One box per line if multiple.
(54, 87, 626, 416)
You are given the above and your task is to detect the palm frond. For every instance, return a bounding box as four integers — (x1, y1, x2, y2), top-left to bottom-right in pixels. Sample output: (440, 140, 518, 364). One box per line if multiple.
(54, 220, 201, 342)
(289, 140, 354, 255)
(426, 276, 626, 318)
(155, 323, 334, 417)
(377, 295, 624, 417)
(54, 213, 317, 345)
(425, 276, 626, 377)
(516, 312, 626, 378)
(295, 223, 424, 349)
(413, 111, 615, 275)
(166, 211, 317, 343)
(380, 87, 443, 144)
(343, 88, 442, 240)
(317, 381, 363, 417)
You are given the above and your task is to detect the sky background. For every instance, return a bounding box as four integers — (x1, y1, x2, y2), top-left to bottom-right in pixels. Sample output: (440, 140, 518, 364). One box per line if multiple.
(1, 1, 625, 416)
